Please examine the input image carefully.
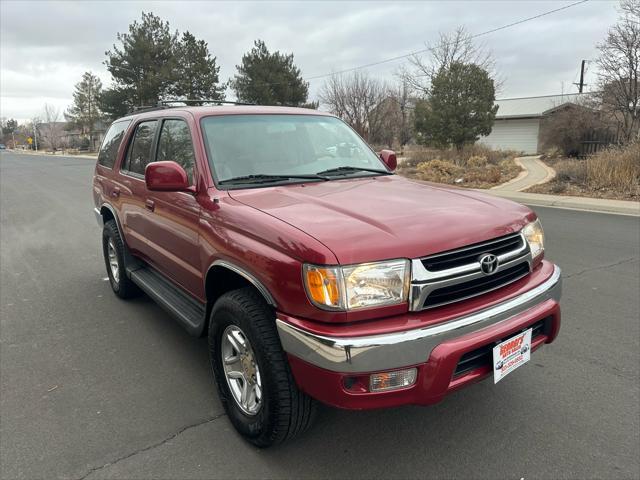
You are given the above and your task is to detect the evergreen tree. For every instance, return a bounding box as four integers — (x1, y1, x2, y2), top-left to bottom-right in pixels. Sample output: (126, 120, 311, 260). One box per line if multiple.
(102, 12, 178, 111)
(65, 72, 103, 145)
(414, 62, 498, 150)
(231, 40, 308, 105)
(172, 31, 224, 103)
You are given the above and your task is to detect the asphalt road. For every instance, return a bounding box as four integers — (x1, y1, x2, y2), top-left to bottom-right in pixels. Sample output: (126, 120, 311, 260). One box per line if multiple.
(1, 151, 639, 480)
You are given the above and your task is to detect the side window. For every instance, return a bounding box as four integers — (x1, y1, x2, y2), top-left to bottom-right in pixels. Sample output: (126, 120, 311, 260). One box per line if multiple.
(125, 120, 158, 176)
(157, 119, 196, 184)
(98, 120, 130, 168)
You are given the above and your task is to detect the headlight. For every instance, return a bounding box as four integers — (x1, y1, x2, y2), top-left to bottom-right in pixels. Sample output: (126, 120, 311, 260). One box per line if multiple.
(523, 219, 545, 259)
(303, 259, 410, 311)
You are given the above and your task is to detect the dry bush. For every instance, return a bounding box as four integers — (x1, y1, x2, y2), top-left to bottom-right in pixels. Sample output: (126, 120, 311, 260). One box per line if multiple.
(416, 159, 463, 183)
(539, 142, 639, 198)
(554, 159, 588, 184)
(467, 155, 488, 167)
(404, 144, 516, 167)
(587, 143, 640, 192)
(398, 144, 521, 188)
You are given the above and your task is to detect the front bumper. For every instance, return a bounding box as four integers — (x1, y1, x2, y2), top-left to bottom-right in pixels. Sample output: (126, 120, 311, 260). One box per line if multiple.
(93, 207, 103, 228)
(277, 263, 562, 409)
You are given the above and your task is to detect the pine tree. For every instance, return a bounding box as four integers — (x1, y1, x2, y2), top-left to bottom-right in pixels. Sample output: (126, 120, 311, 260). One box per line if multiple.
(231, 40, 309, 105)
(65, 72, 103, 146)
(102, 12, 178, 111)
(172, 32, 224, 103)
(414, 62, 498, 150)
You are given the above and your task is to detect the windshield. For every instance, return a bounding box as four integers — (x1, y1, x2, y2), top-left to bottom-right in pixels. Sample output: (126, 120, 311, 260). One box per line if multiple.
(200, 114, 387, 185)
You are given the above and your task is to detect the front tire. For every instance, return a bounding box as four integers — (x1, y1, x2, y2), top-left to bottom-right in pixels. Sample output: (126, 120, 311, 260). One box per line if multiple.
(209, 287, 317, 447)
(102, 220, 141, 299)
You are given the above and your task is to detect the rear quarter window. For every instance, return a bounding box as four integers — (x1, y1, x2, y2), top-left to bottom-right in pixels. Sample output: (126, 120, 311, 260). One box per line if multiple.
(98, 120, 131, 168)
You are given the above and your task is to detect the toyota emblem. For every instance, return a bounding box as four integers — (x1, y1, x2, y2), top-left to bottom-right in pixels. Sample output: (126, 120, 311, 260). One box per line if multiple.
(479, 253, 499, 275)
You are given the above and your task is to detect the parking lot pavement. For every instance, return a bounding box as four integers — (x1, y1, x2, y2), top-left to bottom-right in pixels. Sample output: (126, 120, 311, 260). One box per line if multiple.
(1, 151, 638, 480)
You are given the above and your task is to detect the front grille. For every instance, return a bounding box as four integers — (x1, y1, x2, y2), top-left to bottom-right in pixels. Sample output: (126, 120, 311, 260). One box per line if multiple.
(453, 318, 548, 377)
(410, 232, 532, 311)
(422, 233, 525, 272)
(422, 262, 530, 309)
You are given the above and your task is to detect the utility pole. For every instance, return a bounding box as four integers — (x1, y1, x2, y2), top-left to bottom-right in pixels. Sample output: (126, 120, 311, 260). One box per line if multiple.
(573, 60, 587, 93)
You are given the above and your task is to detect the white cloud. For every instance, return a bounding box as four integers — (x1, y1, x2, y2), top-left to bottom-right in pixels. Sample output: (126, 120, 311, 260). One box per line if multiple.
(0, 0, 618, 122)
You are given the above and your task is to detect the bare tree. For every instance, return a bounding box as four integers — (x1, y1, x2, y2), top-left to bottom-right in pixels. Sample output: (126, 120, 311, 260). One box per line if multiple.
(41, 104, 64, 152)
(401, 26, 500, 96)
(367, 77, 414, 150)
(596, 0, 640, 142)
(319, 71, 387, 141)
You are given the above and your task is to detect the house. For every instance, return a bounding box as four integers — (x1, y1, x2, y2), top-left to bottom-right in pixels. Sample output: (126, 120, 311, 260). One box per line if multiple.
(480, 93, 593, 154)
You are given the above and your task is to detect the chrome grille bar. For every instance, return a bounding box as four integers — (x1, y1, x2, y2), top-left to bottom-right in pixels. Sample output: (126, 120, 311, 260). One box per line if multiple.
(410, 233, 532, 311)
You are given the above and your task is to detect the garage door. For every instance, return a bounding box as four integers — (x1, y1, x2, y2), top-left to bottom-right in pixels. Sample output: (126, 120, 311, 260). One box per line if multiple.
(479, 118, 540, 154)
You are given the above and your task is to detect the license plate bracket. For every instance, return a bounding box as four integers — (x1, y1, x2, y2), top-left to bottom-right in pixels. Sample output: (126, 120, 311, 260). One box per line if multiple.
(492, 328, 532, 383)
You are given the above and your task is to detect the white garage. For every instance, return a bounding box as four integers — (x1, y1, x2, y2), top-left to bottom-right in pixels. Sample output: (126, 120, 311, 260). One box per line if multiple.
(482, 118, 540, 154)
(479, 93, 587, 154)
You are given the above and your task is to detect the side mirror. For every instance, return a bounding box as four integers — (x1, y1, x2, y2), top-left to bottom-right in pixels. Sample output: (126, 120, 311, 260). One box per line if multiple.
(379, 149, 397, 172)
(145, 161, 190, 191)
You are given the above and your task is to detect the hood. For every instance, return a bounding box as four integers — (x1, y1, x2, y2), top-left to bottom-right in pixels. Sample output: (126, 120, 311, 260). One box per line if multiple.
(228, 176, 535, 265)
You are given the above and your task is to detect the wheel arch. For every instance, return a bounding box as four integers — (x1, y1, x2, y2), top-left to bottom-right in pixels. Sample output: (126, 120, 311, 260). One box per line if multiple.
(204, 260, 277, 334)
(99, 203, 122, 236)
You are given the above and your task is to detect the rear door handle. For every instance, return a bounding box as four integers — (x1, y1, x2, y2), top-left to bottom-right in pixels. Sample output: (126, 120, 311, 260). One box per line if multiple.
(111, 187, 120, 198)
(145, 199, 155, 212)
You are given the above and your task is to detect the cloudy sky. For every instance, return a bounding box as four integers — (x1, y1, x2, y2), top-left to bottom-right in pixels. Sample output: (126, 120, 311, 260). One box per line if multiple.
(1, 0, 619, 122)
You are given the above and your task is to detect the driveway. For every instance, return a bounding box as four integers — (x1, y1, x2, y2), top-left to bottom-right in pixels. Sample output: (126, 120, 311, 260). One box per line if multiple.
(1, 151, 638, 480)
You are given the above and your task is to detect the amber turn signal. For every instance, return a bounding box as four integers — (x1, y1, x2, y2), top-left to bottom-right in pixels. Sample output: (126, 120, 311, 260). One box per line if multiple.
(303, 266, 343, 309)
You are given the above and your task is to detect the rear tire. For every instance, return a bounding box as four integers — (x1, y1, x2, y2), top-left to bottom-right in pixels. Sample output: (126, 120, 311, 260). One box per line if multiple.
(102, 220, 141, 299)
(209, 287, 317, 447)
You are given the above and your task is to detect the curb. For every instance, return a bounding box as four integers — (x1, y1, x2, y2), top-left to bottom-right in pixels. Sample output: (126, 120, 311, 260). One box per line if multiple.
(5, 149, 97, 160)
(483, 190, 640, 216)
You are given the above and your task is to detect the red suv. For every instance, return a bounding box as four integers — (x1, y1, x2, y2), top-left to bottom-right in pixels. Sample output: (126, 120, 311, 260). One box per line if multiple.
(93, 105, 561, 447)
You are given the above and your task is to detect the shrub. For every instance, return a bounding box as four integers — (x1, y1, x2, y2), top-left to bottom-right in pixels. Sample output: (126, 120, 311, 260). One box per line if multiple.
(467, 155, 488, 167)
(587, 143, 640, 193)
(404, 144, 516, 167)
(554, 159, 588, 184)
(416, 159, 463, 183)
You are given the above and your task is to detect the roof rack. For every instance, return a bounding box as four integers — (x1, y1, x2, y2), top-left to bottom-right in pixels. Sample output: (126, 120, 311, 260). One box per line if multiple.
(127, 99, 255, 115)
(158, 99, 255, 106)
(130, 105, 171, 114)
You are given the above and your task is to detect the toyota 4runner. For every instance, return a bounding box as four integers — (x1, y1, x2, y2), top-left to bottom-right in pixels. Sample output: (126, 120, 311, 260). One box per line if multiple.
(93, 105, 561, 447)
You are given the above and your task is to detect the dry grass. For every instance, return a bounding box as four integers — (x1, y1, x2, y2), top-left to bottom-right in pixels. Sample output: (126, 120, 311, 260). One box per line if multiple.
(529, 143, 640, 200)
(398, 144, 521, 188)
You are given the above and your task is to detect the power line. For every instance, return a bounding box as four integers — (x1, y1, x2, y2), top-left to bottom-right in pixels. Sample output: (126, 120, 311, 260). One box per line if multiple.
(295, 0, 590, 84)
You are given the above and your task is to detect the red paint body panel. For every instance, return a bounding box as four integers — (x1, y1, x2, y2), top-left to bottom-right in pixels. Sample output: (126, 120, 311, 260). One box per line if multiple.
(228, 176, 535, 265)
(288, 301, 560, 410)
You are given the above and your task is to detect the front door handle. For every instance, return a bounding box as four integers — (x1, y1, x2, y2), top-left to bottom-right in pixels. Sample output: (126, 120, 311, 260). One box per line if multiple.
(145, 199, 155, 212)
(111, 187, 120, 198)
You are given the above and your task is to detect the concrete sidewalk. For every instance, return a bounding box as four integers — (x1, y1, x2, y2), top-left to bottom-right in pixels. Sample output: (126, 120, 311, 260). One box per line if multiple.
(485, 189, 640, 216)
(492, 155, 555, 192)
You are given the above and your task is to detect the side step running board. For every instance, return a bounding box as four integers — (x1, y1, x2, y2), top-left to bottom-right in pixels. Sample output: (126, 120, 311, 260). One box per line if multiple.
(129, 266, 206, 336)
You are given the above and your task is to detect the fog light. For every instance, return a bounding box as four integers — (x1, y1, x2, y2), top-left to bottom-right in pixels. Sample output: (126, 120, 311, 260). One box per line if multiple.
(370, 368, 417, 392)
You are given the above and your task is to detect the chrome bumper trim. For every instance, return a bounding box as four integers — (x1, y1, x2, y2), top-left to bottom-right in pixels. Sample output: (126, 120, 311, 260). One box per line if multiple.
(94, 207, 103, 228)
(276, 265, 561, 373)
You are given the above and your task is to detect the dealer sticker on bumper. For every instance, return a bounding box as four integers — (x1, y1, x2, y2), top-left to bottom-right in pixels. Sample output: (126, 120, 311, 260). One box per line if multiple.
(493, 328, 532, 383)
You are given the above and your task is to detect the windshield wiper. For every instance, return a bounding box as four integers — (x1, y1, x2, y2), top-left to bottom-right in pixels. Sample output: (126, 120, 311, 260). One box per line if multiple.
(218, 174, 328, 185)
(316, 166, 392, 176)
